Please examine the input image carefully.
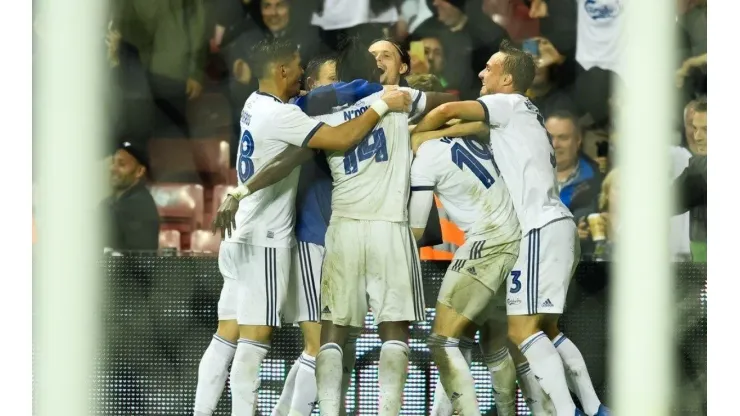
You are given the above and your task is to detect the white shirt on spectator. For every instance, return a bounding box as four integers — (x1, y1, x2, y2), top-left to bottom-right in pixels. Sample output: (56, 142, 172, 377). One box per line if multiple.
(311, 0, 399, 31)
(576, 0, 625, 76)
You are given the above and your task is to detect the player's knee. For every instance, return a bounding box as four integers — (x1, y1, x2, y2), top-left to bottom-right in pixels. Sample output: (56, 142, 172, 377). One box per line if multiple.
(427, 333, 450, 359)
(378, 321, 410, 343)
(507, 315, 540, 345)
(299, 321, 322, 356)
(239, 325, 274, 344)
(538, 314, 561, 339)
(216, 319, 239, 343)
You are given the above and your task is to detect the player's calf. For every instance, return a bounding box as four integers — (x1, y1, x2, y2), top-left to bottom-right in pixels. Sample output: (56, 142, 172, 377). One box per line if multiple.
(479, 318, 517, 416)
(193, 320, 239, 416)
(431, 325, 477, 416)
(541, 316, 607, 416)
(375, 321, 411, 416)
(508, 315, 577, 415)
(428, 331, 481, 416)
(317, 321, 354, 416)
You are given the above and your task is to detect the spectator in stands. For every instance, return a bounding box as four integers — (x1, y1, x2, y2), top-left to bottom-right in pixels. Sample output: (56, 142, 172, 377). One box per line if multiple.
(101, 142, 160, 252)
(574, 67, 617, 161)
(676, 0, 707, 98)
(526, 36, 578, 119)
(530, 0, 624, 77)
(415, 0, 509, 99)
(312, 0, 401, 51)
(673, 99, 707, 262)
(106, 20, 154, 150)
(224, 0, 322, 165)
(210, 0, 258, 53)
(682, 99, 700, 155)
(419, 36, 450, 88)
(546, 111, 601, 221)
(584, 168, 618, 261)
(114, 0, 206, 138)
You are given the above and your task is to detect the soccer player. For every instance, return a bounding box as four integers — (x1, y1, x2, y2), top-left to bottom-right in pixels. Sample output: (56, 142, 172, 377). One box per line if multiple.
(195, 38, 410, 416)
(369, 38, 410, 86)
(311, 38, 428, 416)
(408, 126, 521, 416)
(269, 55, 338, 416)
(413, 40, 609, 416)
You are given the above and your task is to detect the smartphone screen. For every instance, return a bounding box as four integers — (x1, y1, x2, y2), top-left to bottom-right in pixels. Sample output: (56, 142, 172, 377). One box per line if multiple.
(522, 39, 539, 57)
(410, 41, 425, 60)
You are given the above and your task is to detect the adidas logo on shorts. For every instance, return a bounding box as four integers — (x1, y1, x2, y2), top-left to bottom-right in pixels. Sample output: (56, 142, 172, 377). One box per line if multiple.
(541, 298, 554, 308)
(322, 306, 331, 314)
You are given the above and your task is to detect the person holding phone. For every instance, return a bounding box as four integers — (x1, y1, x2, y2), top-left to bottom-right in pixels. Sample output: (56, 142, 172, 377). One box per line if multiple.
(522, 37, 578, 120)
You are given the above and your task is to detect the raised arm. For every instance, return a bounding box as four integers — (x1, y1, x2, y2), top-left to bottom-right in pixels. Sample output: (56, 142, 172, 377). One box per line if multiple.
(413, 101, 487, 134)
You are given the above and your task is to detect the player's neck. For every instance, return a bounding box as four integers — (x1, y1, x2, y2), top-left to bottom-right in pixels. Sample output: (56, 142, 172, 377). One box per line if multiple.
(258, 81, 289, 103)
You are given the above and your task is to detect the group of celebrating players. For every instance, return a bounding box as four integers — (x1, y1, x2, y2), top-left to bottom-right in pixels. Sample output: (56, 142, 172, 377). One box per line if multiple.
(192, 35, 611, 416)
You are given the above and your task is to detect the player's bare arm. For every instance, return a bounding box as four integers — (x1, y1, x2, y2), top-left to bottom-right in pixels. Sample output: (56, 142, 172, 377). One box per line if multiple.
(305, 89, 411, 151)
(211, 146, 315, 238)
(411, 121, 488, 154)
(412, 101, 487, 134)
(421, 92, 457, 115)
(246, 146, 315, 193)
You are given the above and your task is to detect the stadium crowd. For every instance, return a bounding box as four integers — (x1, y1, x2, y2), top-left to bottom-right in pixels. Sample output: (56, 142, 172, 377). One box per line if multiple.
(67, 0, 707, 260)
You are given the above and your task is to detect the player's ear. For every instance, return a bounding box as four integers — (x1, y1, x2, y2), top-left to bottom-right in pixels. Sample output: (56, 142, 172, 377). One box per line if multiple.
(305, 76, 315, 91)
(400, 62, 409, 76)
(503, 73, 514, 88)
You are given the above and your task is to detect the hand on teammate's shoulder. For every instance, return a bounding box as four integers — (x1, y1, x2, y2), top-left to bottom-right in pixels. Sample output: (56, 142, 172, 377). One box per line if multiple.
(381, 89, 412, 113)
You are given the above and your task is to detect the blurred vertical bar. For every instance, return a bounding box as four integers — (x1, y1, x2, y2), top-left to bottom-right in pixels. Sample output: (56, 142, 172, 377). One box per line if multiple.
(35, 0, 106, 413)
(612, 0, 676, 414)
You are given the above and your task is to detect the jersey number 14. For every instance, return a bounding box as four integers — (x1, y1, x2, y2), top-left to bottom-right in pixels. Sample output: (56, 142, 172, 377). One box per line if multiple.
(343, 128, 388, 175)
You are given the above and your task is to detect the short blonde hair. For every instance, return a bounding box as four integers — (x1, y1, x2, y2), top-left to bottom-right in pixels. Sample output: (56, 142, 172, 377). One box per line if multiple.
(599, 168, 618, 212)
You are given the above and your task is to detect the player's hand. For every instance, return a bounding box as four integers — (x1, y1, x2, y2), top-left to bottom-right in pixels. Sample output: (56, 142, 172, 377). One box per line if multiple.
(212, 195, 240, 240)
(381, 89, 411, 113)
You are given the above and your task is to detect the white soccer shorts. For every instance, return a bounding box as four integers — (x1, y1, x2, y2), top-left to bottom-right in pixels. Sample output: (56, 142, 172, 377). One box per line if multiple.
(320, 218, 426, 327)
(506, 218, 581, 316)
(283, 241, 325, 324)
(217, 241, 291, 326)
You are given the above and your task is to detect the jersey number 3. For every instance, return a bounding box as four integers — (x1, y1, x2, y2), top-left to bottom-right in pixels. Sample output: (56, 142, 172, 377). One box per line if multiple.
(238, 130, 255, 183)
(343, 128, 388, 175)
(450, 138, 496, 189)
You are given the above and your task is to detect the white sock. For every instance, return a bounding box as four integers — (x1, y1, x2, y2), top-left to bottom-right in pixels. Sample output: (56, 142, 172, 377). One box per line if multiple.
(554, 333, 602, 415)
(289, 353, 318, 415)
(230, 339, 270, 415)
(484, 347, 517, 416)
(516, 362, 554, 416)
(429, 335, 480, 416)
(339, 330, 360, 416)
(519, 331, 575, 415)
(317, 343, 343, 416)
(271, 356, 302, 416)
(194, 335, 236, 416)
(431, 336, 474, 415)
(379, 340, 410, 416)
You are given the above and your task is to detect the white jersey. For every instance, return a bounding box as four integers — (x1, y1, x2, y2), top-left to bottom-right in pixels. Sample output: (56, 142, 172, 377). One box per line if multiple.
(314, 87, 427, 222)
(477, 93, 572, 234)
(576, 0, 625, 76)
(410, 137, 521, 244)
(225, 91, 324, 247)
